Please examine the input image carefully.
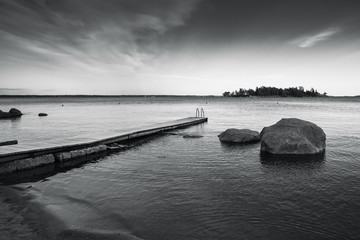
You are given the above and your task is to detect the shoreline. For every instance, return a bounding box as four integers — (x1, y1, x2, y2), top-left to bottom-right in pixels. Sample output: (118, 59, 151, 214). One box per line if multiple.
(0, 185, 64, 240)
(0, 95, 218, 98)
(0, 185, 143, 240)
(0, 95, 359, 98)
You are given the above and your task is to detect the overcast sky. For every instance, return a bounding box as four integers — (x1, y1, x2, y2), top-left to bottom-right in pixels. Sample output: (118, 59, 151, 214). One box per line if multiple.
(1, 0, 360, 96)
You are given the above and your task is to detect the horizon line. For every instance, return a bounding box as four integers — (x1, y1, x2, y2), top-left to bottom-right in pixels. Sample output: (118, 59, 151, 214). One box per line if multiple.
(0, 94, 359, 98)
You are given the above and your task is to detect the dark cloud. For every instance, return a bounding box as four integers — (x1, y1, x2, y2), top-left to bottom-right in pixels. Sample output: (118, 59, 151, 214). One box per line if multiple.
(0, 0, 201, 70)
(166, 0, 360, 47)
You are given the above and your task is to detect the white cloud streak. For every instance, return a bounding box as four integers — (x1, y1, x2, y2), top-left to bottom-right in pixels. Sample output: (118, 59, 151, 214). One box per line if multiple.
(293, 28, 340, 48)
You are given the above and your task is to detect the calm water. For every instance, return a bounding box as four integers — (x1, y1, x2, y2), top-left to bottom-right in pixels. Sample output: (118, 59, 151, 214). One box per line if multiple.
(1, 96, 360, 240)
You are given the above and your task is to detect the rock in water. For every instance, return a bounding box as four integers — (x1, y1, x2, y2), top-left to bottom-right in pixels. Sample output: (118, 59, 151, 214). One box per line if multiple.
(0, 108, 22, 119)
(260, 118, 326, 155)
(218, 129, 260, 144)
(183, 134, 203, 138)
(0, 110, 11, 118)
(38, 113, 48, 116)
(9, 108, 22, 117)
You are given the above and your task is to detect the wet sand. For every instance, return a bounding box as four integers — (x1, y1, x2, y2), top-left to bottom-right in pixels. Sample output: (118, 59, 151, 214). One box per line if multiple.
(0, 185, 52, 240)
(0, 185, 143, 240)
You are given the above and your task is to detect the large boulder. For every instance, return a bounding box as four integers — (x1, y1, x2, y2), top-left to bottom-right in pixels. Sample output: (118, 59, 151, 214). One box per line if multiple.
(218, 129, 260, 144)
(0, 108, 22, 119)
(260, 118, 326, 155)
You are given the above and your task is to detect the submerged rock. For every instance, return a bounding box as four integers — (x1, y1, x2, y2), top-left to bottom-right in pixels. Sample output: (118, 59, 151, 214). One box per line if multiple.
(260, 118, 326, 155)
(218, 129, 260, 144)
(183, 134, 204, 138)
(0, 108, 22, 119)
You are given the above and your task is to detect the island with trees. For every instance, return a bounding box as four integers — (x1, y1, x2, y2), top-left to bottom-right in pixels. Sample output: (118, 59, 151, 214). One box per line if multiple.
(222, 86, 327, 97)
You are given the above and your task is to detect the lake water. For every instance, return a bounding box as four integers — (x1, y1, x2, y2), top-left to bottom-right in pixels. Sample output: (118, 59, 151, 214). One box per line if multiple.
(1, 96, 360, 240)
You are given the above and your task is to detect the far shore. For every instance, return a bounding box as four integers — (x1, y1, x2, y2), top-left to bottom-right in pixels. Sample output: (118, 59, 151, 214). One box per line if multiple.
(0, 94, 359, 98)
(0, 94, 218, 98)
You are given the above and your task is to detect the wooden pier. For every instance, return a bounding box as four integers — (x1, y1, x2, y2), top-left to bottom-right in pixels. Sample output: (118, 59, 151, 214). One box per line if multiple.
(0, 117, 207, 175)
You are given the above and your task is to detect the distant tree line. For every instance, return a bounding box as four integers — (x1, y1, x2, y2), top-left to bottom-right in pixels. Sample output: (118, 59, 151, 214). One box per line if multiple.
(222, 86, 327, 97)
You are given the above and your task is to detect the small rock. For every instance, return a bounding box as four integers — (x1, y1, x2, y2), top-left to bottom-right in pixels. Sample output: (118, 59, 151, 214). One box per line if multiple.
(38, 113, 48, 117)
(218, 129, 260, 144)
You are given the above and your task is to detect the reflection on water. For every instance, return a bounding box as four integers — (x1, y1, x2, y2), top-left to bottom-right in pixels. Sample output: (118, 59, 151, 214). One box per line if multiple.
(0, 165, 56, 185)
(260, 151, 326, 166)
(259, 152, 326, 178)
(10, 117, 22, 124)
(260, 153, 326, 175)
(220, 141, 260, 150)
(1, 97, 360, 240)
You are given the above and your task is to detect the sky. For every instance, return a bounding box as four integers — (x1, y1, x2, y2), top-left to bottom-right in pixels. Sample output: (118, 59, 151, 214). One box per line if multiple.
(0, 0, 360, 96)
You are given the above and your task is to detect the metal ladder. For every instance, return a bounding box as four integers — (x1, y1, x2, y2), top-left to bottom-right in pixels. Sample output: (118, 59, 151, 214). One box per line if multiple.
(196, 108, 205, 118)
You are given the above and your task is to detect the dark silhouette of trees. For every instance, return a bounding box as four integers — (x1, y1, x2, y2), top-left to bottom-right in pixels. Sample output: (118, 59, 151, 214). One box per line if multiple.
(223, 86, 325, 97)
(222, 91, 231, 97)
